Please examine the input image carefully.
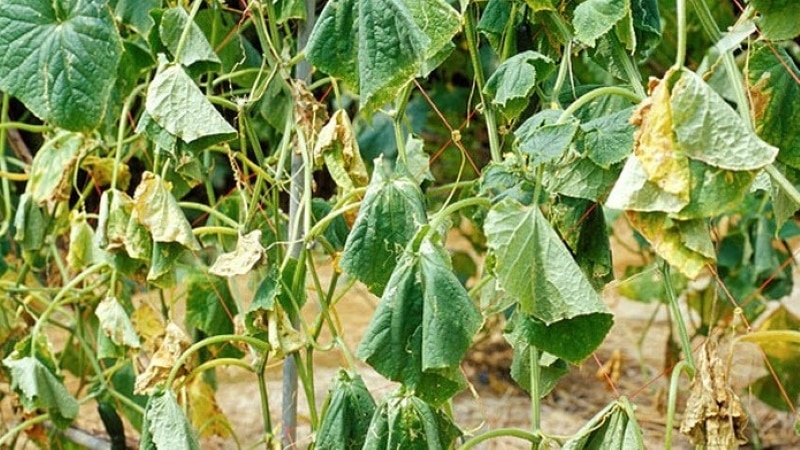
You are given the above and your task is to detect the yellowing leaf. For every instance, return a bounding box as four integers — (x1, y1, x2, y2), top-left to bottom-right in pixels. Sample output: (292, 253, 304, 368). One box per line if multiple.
(313, 110, 368, 192)
(81, 155, 131, 190)
(132, 303, 166, 354)
(95, 296, 141, 349)
(28, 132, 84, 206)
(134, 322, 191, 394)
(626, 212, 714, 278)
(186, 377, 231, 439)
(632, 74, 690, 198)
(133, 171, 200, 251)
(209, 230, 264, 277)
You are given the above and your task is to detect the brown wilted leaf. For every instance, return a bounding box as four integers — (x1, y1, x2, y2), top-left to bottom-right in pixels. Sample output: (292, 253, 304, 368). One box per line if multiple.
(680, 335, 748, 448)
(134, 322, 191, 395)
(596, 349, 622, 389)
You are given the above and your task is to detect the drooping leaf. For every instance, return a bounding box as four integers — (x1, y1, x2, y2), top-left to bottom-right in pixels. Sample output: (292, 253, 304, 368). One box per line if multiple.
(114, 0, 161, 36)
(749, 0, 800, 41)
(95, 296, 141, 349)
(363, 389, 461, 450)
(506, 315, 569, 397)
(477, 0, 512, 52)
(209, 230, 264, 277)
(145, 62, 236, 144)
(404, 136, 435, 185)
(630, 0, 662, 57)
(484, 199, 613, 362)
(68, 211, 101, 271)
(357, 239, 481, 404)
(340, 164, 427, 296)
(134, 323, 191, 395)
(306, 0, 460, 114)
(160, 7, 221, 67)
(140, 390, 201, 450)
(314, 110, 369, 193)
(28, 133, 83, 205)
(3, 356, 79, 428)
(317, 370, 376, 449)
(13, 193, 46, 252)
(245, 264, 304, 357)
(133, 172, 200, 251)
(478, 157, 536, 206)
(549, 157, 623, 202)
(605, 154, 688, 213)
(671, 68, 778, 171)
(562, 397, 644, 449)
(484, 51, 555, 120)
(81, 155, 131, 190)
(746, 45, 800, 170)
(184, 273, 241, 360)
(626, 212, 715, 278)
(0, 0, 122, 131)
(679, 336, 748, 447)
(551, 197, 614, 289)
(573, 0, 629, 47)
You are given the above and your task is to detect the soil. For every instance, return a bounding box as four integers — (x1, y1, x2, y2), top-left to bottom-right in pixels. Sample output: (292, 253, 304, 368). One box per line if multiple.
(3, 228, 800, 449)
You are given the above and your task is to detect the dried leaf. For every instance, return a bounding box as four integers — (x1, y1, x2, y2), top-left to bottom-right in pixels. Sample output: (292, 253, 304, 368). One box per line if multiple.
(131, 303, 165, 354)
(96, 296, 141, 349)
(134, 322, 191, 394)
(186, 377, 231, 439)
(680, 336, 748, 447)
(209, 230, 264, 277)
(314, 110, 368, 192)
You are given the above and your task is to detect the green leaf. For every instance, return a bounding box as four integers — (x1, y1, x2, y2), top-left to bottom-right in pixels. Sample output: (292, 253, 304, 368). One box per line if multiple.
(506, 315, 569, 397)
(573, 0, 629, 47)
(484, 51, 555, 120)
(340, 164, 427, 296)
(630, 0, 662, 57)
(306, 0, 460, 114)
(3, 356, 79, 428)
(479, 157, 536, 206)
(551, 197, 614, 289)
(549, 157, 622, 202)
(13, 193, 46, 252)
(749, 0, 800, 40)
(576, 107, 635, 169)
(140, 390, 201, 450)
(515, 110, 578, 165)
(485, 199, 613, 363)
(114, 0, 160, 36)
(147, 241, 185, 288)
(317, 370, 376, 450)
(363, 390, 461, 450)
(185, 272, 238, 338)
(28, 133, 83, 205)
(405, 136, 435, 185)
(562, 397, 644, 449)
(0, 0, 122, 130)
(95, 296, 141, 349)
(357, 239, 481, 404)
(68, 211, 101, 271)
(209, 230, 264, 277)
(671, 68, 778, 171)
(145, 62, 236, 144)
(133, 172, 200, 251)
(605, 155, 688, 213)
(746, 45, 800, 169)
(160, 7, 221, 67)
(477, 0, 512, 52)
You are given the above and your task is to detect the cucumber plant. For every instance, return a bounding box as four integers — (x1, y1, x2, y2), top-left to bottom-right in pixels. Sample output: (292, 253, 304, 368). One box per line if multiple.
(0, 0, 799, 449)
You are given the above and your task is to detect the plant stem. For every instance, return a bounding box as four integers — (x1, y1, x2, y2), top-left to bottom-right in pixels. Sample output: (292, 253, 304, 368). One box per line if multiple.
(557, 86, 643, 125)
(529, 345, 541, 433)
(675, 0, 687, 68)
(608, 33, 646, 98)
(665, 360, 694, 449)
(550, 41, 573, 108)
(173, 0, 204, 64)
(0, 413, 50, 447)
(464, 5, 502, 163)
(0, 93, 12, 237)
(663, 263, 695, 368)
(459, 427, 541, 450)
(0, 122, 49, 132)
(256, 356, 275, 446)
(166, 334, 270, 387)
(179, 202, 240, 228)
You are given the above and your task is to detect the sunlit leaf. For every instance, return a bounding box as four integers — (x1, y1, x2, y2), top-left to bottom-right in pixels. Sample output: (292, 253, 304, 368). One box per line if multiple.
(95, 296, 141, 349)
(485, 199, 613, 362)
(140, 389, 201, 450)
(340, 164, 427, 296)
(145, 62, 236, 144)
(626, 212, 714, 278)
(28, 133, 83, 205)
(573, 0, 629, 47)
(160, 7, 220, 67)
(317, 370, 376, 449)
(133, 171, 200, 251)
(0, 0, 122, 130)
(357, 238, 481, 404)
(3, 356, 79, 428)
(209, 230, 264, 277)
